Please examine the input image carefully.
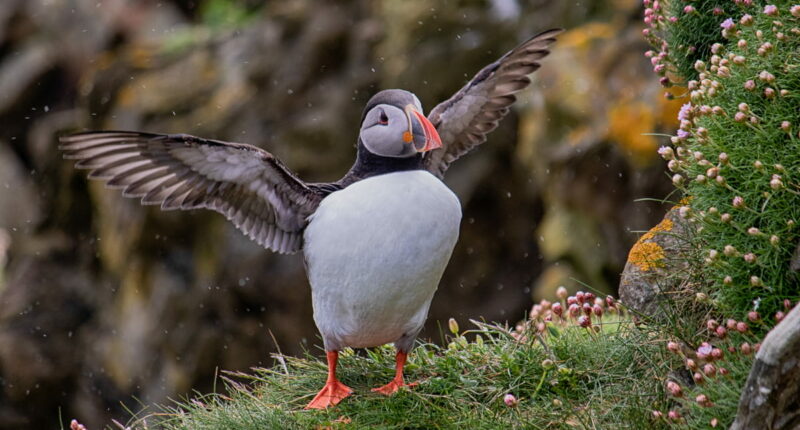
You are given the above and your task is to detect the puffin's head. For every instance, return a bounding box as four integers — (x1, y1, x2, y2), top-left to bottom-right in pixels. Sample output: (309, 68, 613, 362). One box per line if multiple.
(359, 89, 442, 158)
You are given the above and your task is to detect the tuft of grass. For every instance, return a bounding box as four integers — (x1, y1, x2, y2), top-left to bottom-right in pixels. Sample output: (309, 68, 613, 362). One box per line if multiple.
(125, 315, 672, 429)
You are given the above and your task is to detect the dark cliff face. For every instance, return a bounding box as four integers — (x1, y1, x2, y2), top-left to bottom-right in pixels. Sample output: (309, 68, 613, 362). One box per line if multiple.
(0, 1, 673, 428)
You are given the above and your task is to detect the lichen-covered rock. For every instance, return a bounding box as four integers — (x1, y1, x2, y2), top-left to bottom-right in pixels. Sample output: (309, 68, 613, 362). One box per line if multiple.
(619, 204, 693, 315)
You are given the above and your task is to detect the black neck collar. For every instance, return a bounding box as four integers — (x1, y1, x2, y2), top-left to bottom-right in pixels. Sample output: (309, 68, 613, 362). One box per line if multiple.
(341, 140, 424, 185)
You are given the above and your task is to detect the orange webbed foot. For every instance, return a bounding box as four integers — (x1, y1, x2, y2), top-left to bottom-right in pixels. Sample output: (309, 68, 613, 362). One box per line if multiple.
(305, 380, 353, 409)
(371, 378, 418, 395)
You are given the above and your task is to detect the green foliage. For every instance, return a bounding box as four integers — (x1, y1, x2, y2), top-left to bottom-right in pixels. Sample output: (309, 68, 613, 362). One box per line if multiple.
(661, 0, 736, 82)
(199, 0, 258, 31)
(668, 2, 800, 321)
(127, 317, 671, 429)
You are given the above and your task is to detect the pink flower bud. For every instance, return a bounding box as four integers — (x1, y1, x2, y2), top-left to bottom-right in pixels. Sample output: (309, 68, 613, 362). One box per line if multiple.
(552, 302, 563, 317)
(719, 367, 729, 376)
(711, 348, 723, 360)
(726, 319, 737, 330)
(584, 292, 596, 303)
(556, 286, 568, 299)
(740, 343, 752, 354)
(775, 311, 785, 322)
(576, 291, 585, 303)
(504, 393, 519, 407)
(592, 304, 603, 317)
(784, 299, 793, 309)
(605, 295, 615, 308)
(568, 303, 580, 317)
(696, 393, 710, 406)
(686, 358, 697, 370)
(736, 322, 748, 333)
(582, 302, 592, 315)
(706, 319, 719, 331)
(668, 410, 681, 421)
(693, 372, 704, 384)
(733, 196, 745, 208)
(666, 381, 683, 397)
(577, 315, 591, 328)
(715, 326, 727, 339)
(652, 410, 663, 419)
(748, 311, 760, 322)
(711, 417, 719, 427)
(567, 296, 578, 306)
(703, 363, 717, 377)
(667, 341, 680, 354)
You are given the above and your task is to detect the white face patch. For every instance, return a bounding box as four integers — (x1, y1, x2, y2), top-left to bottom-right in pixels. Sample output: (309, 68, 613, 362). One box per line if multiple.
(359, 104, 418, 158)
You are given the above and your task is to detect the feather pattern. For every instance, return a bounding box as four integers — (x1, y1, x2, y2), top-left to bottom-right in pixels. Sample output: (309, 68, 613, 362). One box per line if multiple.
(59, 131, 333, 254)
(424, 28, 563, 178)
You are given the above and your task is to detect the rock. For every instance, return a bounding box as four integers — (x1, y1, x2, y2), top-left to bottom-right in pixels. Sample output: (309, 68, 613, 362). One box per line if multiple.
(731, 304, 800, 430)
(619, 204, 692, 315)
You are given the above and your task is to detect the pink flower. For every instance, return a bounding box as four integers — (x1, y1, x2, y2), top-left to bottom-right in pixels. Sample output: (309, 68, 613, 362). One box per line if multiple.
(677, 103, 693, 121)
(683, 5, 695, 13)
(697, 342, 713, 359)
(763, 5, 778, 16)
(720, 18, 735, 30)
(504, 393, 519, 407)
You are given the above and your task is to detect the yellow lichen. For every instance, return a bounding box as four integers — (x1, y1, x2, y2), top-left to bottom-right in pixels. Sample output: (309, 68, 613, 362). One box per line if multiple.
(628, 241, 666, 271)
(627, 217, 674, 271)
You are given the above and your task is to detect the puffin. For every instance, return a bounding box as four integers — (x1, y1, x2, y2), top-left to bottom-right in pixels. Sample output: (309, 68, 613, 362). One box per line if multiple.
(59, 29, 562, 409)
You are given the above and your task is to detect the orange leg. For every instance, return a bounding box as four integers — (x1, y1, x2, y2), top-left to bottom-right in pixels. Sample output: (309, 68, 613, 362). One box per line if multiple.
(371, 350, 418, 395)
(305, 351, 353, 409)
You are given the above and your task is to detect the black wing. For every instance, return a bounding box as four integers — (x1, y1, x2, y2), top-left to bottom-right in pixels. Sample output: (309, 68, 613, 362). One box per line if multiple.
(424, 29, 563, 179)
(60, 131, 329, 254)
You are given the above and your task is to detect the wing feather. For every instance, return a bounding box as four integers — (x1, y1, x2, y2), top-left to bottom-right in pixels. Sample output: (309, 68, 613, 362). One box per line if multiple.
(425, 29, 563, 178)
(60, 131, 329, 254)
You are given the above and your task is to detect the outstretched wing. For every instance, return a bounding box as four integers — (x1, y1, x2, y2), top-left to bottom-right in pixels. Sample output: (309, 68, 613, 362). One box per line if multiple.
(424, 29, 563, 178)
(60, 131, 328, 254)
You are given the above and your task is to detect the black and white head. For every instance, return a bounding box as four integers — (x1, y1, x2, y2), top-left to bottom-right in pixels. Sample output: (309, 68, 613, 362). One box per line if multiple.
(359, 89, 442, 158)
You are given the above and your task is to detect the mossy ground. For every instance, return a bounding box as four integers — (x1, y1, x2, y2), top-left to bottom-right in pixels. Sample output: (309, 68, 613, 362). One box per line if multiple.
(118, 316, 673, 430)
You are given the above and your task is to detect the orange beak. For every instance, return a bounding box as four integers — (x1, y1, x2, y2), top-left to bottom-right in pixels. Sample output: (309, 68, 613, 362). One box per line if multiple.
(405, 105, 442, 153)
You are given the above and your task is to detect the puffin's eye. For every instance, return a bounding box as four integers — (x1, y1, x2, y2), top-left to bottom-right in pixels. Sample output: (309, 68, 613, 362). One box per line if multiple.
(378, 110, 389, 125)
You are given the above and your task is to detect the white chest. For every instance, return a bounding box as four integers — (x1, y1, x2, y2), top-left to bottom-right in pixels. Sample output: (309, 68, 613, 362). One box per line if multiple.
(303, 170, 461, 349)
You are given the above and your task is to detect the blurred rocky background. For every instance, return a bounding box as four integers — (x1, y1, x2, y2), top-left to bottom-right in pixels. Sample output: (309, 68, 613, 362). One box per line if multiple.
(0, 0, 678, 428)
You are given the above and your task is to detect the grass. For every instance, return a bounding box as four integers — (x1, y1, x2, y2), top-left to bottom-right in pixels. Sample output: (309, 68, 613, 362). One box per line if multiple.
(121, 313, 674, 429)
(667, 0, 800, 321)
